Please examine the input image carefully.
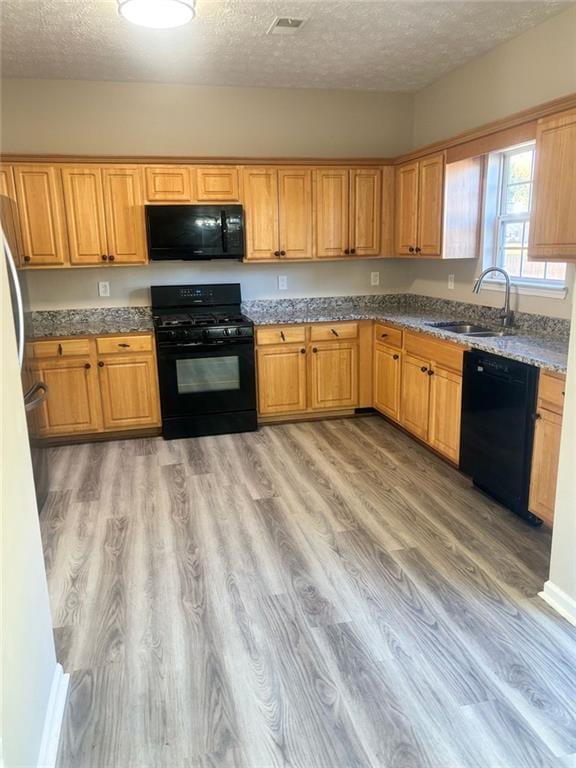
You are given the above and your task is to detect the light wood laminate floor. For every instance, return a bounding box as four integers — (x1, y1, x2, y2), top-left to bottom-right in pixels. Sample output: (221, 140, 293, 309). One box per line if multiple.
(40, 417, 576, 768)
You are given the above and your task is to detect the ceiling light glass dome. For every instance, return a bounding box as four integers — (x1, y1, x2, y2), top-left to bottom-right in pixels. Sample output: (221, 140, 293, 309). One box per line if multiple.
(118, 0, 196, 29)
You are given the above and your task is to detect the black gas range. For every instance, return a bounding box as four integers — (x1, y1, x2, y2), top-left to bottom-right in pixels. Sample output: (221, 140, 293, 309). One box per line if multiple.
(152, 284, 257, 439)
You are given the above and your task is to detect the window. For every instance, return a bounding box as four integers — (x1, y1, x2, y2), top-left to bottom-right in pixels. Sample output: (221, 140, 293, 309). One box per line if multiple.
(483, 143, 567, 288)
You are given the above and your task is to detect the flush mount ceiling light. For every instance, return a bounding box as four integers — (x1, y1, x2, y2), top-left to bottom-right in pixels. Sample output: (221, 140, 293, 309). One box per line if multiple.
(118, 0, 196, 29)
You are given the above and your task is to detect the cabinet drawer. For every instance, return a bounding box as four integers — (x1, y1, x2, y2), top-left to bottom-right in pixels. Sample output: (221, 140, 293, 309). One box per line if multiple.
(27, 338, 92, 359)
(404, 331, 465, 373)
(538, 372, 566, 414)
(374, 322, 402, 349)
(96, 334, 154, 355)
(309, 322, 358, 341)
(256, 326, 306, 346)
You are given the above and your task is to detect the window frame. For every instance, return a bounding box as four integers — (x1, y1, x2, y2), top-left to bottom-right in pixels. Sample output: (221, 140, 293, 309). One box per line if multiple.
(482, 141, 567, 292)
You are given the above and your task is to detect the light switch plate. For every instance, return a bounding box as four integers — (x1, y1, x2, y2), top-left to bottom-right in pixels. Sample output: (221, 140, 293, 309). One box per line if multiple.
(278, 275, 288, 291)
(98, 281, 110, 297)
(371, 271, 380, 287)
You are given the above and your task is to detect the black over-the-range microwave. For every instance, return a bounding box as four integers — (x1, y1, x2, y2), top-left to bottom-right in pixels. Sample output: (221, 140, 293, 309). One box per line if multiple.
(145, 204, 245, 261)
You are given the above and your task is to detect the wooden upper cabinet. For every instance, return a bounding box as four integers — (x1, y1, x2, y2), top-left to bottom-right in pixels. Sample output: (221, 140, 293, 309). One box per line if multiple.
(196, 166, 240, 202)
(395, 161, 419, 255)
(529, 109, 576, 261)
(257, 345, 307, 415)
(417, 153, 444, 257)
(145, 166, 192, 202)
(61, 166, 108, 265)
(350, 169, 381, 257)
(242, 167, 280, 261)
(102, 167, 147, 264)
(13, 165, 68, 266)
(278, 168, 313, 259)
(428, 364, 462, 462)
(373, 343, 401, 421)
(315, 169, 349, 259)
(0, 165, 23, 266)
(309, 341, 358, 410)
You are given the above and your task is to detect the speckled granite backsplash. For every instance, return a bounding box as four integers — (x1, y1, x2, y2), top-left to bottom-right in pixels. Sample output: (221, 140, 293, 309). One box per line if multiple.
(242, 294, 571, 339)
(25, 306, 153, 338)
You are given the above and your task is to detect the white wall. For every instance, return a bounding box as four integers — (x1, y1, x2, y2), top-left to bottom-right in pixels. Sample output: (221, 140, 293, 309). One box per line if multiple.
(0, 79, 413, 158)
(412, 5, 576, 148)
(0, 256, 60, 766)
(21, 259, 409, 310)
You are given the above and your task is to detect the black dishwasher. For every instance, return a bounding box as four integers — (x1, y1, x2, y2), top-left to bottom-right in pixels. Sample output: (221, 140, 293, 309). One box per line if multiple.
(460, 350, 541, 525)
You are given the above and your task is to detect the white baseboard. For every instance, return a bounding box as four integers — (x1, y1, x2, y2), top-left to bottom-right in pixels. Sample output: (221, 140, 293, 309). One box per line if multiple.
(539, 581, 576, 626)
(37, 664, 70, 768)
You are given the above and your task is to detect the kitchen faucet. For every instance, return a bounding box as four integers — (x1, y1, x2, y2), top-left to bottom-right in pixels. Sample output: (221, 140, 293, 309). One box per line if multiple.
(472, 266, 515, 329)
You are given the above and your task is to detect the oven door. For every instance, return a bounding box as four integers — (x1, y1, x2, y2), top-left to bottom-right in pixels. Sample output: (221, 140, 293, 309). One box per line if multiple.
(156, 339, 256, 418)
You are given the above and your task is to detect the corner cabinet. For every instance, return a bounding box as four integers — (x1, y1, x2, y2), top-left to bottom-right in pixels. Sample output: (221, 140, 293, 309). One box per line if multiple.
(529, 109, 576, 261)
(315, 168, 381, 259)
(26, 333, 160, 439)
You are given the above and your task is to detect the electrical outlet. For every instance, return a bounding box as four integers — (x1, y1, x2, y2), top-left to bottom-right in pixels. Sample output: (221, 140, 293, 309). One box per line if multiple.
(370, 271, 380, 287)
(98, 281, 110, 298)
(448, 274, 455, 290)
(278, 275, 288, 291)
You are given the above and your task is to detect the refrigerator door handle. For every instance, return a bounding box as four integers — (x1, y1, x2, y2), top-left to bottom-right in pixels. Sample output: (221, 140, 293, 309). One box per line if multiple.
(24, 381, 48, 412)
(2, 225, 25, 368)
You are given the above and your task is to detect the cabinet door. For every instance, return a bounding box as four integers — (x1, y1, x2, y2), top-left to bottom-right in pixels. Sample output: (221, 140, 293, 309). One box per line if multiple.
(13, 165, 68, 266)
(428, 364, 462, 462)
(418, 153, 444, 257)
(30, 357, 102, 436)
(315, 169, 349, 259)
(278, 168, 313, 260)
(98, 354, 161, 430)
(145, 166, 192, 202)
(400, 353, 430, 440)
(373, 344, 401, 421)
(529, 110, 576, 261)
(309, 342, 358, 410)
(196, 167, 240, 202)
(242, 167, 280, 261)
(257, 345, 307, 415)
(350, 168, 381, 256)
(529, 408, 562, 525)
(61, 166, 108, 265)
(0, 165, 23, 266)
(394, 161, 419, 256)
(102, 167, 147, 264)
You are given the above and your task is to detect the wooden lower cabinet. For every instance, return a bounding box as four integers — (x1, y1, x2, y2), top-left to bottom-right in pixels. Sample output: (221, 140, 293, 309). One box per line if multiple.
(428, 365, 462, 463)
(98, 354, 160, 430)
(28, 356, 102, 437)
(256, 345, 307, 415)
(310, 342, 358, 410)
(400, 354, 431, 441)
(373, 343, 402, 421)
(26, 333, 160, 438)
(529, 372, 565, 525)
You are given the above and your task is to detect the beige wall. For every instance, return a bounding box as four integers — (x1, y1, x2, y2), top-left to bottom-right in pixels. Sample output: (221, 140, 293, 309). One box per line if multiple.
(1, 256, 60, 766)
(0, 78, 413, 157)
(412, 4, 576, 148)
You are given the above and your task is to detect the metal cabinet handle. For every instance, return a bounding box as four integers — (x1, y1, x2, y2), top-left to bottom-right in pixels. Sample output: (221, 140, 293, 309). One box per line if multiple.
(380, 333, 388, 338)
(84, 362, 91, 369)
(280, 250, 286, 256)
(300, 348, 306, 354)
(58, 343, 63, 355)
(23, 255, 31, 263)
(344, 249, 350, 255)
(312, 347, 318, 353)
(118, 343, 131, 348)
(280, 331, 286, 342)
(420, 366, 428, 373)
(331, 328, 339, 337)
(427, 369, 434, 376)
(23, 381, 48, 412)
(409, 247, 415, 253)
(393, 354, 399, 360)
(108, 255, 115, 262)
(273, 250, 281, 257)
(350, 248, 356, 255)
(415, 247, 422, 253)
(101, 254, 108, 261)
(98, 361, 104, 367)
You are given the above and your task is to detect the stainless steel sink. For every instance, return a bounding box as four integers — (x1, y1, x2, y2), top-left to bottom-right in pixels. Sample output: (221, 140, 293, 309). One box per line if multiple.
(426, 321, 514, 338)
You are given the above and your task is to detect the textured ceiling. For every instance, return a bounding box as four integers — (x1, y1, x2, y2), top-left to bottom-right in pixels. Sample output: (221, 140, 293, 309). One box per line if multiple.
(0, 0, 572, 91)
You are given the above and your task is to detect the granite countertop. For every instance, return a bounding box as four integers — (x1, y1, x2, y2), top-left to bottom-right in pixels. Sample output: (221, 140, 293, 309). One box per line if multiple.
(25, 295, 570, 374)
(243, 295, 570, 374)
